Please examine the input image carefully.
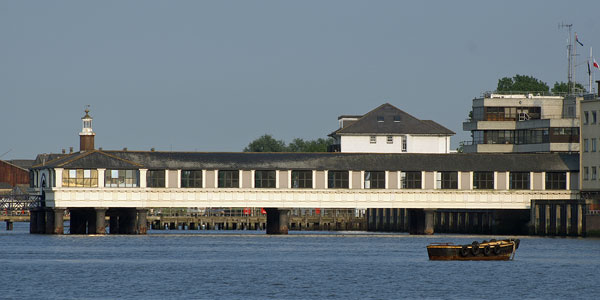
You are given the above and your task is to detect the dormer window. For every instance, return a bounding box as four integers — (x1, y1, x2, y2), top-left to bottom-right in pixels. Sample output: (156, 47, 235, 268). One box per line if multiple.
(377, 116, 384, 122)
(393, 115, 401, 122)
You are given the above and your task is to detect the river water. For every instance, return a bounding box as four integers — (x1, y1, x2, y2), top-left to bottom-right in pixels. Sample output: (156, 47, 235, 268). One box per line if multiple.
(1, 222, 600, 299)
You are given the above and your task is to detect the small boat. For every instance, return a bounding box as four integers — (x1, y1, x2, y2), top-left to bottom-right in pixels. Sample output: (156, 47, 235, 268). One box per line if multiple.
(427, 239, 520, 261)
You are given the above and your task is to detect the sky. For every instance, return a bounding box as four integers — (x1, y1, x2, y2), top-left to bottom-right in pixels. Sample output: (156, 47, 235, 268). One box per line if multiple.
(2, 0, 600, 160)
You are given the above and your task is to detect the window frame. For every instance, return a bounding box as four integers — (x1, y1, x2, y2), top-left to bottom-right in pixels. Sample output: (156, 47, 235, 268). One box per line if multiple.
(545, 172, 567, 190)
(401, 171, 421, 189)
(509, 172, 530, 190)
(473, 171, 494, 190)
(291, 170, 312, 188)
(364, 171, 385, 189)
(218, 170, 239, 188)
(62, 169, 98, 188)
(104, 169, 139, 188)
(436, 171, 458, 189)
(146, 169, 166, 188)
(255, 170, 276, 188)
(181, 170, 203, 188)
(328, 171, 349, 189)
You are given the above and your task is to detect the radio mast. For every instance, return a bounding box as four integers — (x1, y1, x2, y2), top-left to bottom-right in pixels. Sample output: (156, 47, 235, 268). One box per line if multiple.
(559, 23, 575, 94)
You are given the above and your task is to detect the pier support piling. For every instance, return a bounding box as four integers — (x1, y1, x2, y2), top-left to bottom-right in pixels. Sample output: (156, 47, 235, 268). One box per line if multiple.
(265, 208, 290, 234)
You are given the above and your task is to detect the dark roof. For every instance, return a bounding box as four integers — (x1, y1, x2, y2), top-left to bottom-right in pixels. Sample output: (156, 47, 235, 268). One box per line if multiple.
(6, 159, 35, 170)
(33, 150, 578, 172)
(33, 153, 69, 167)
(332, 103, 455, 135)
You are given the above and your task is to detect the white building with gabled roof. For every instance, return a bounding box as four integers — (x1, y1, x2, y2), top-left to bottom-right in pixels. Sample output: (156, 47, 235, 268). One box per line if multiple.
(328, 103, 455, 153)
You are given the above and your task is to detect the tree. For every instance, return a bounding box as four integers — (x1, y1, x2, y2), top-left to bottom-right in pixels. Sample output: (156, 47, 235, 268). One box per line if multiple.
(551, 81, 585, 94)
(243, 135, 335, 152)
(243, 134, 287, 152)
(496, 74, 549, 94)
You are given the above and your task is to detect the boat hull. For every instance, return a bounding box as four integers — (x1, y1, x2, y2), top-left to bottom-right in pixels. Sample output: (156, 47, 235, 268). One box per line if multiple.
(427, 240, 518, 261)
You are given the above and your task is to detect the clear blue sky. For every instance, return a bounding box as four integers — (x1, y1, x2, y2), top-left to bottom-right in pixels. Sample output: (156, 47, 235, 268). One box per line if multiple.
(2, 0, 600, 160)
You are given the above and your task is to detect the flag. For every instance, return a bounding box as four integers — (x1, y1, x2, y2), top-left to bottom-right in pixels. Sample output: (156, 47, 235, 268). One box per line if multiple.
(588, 62, 591, 76)
(594, 58, 599, 69)
(576, 33, 584, 46)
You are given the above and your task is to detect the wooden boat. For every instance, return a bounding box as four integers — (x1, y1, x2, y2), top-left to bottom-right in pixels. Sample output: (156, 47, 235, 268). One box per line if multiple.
(427, 239, 520, 261)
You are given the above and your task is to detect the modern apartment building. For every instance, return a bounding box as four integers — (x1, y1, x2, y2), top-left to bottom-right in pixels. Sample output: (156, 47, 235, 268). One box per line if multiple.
(462, 93, 580, 153)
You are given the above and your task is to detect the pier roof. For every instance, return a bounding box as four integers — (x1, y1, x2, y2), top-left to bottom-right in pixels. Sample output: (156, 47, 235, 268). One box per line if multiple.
(32, 150, 578, 172)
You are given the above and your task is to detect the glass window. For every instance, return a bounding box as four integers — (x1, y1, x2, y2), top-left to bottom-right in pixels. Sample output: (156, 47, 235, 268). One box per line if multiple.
(328, 171, 349, 189)
(218, 170, 239, 188)
(255, 170, 276, 188)
(510, 172, 530, 190)
(291, 170, 312, 188)
(387, 136, 393, 144)
(377, 116, 384, 122)
(401, 171, 421, 189)
(584, 167, 589, 180)
(147, 170, 165, 188)
(401, 136, 407, 152)
(62, 169, 98, 187)
(393, 115, 401, 122)
(593, 139, 597, 152)
(473, 171, 494, 189)
(593, 111, 597, 124)
(593, 167, 597, 180)
(370, 136, 376, 144)
(436, 171, 458, 189)
(584, 139, 589, 152)
(584, 111, 589, 125)
(105, 169, 139, 188)
(545, 172, 566, 190)
(364, 171, 385, 189)
(181, 170, 202, 188)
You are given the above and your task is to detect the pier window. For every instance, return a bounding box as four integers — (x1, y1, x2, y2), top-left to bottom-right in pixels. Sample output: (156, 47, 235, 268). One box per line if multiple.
(509, 172, 530, 190)
(105, 169, 139, 188)
(473, 171, 494, 189)
(364, 171, 385, 189)
(147, 170, 165, 188)
(255, 170, 276, 188)
(328, 171, 349, 189)
(291, 170, 312, 188)
(181, 170, 202, 188)
(545, 172, 566, 190)
(62, 169, 98, 187)
(218, 170, 239, 188)
(436, 171, 457, 189)
(401, 171, 421, 189)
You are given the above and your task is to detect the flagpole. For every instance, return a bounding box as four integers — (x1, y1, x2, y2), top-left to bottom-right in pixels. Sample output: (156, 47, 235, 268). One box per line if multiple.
(590, 47, 594, 94)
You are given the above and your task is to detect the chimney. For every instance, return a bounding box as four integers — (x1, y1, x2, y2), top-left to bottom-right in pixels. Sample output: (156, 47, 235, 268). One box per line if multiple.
(123, 147, 128, 151)
(151, 148, 155, 152)
(69, 147, 73, 153)
(79, 107, 95, 151)
(62, 149, 66, 154)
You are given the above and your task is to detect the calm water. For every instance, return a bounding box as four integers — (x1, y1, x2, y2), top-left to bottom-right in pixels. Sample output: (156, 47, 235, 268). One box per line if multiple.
(1, 223, 600, 299)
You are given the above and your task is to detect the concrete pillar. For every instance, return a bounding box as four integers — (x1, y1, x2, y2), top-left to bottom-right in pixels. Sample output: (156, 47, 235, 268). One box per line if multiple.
(265, 208, 290, 234)
(89, 208, 106, 234)
(424, 209, 434, 235)
(109, 215, 119, 234)
(549, 204, 557, 235)
(6, 220, 13, 230)
(136, 209, 148, 234)
(52, 208, 65, 234)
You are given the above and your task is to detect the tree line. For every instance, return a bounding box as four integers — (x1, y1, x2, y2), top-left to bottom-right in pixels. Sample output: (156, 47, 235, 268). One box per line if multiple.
(496, 74, 584, 94)
(243, 134, 334, 152)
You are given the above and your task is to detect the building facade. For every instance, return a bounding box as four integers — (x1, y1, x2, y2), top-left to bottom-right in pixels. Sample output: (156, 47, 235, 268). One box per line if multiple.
(329, 103, 454, 153)
(463, 93, 580, 153)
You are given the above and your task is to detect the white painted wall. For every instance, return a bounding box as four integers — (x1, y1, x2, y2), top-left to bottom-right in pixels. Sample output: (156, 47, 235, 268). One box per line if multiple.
(340, 135, 450, 153)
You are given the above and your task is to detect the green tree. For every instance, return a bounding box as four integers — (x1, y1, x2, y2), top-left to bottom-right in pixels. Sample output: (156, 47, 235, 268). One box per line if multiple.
(551, 81, 585, 94)
(244, 135, 334, 152)
(288, 138, 334, 152)
(496, 74, 549, 94)
(243, 134, 287, 152)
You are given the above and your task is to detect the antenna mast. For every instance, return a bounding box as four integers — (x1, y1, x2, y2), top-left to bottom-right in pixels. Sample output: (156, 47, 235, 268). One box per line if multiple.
(559, 23, 574, 94)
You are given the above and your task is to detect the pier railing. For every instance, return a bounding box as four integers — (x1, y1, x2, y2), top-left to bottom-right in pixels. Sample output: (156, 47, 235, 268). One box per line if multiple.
(0, 194, 42, 215)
